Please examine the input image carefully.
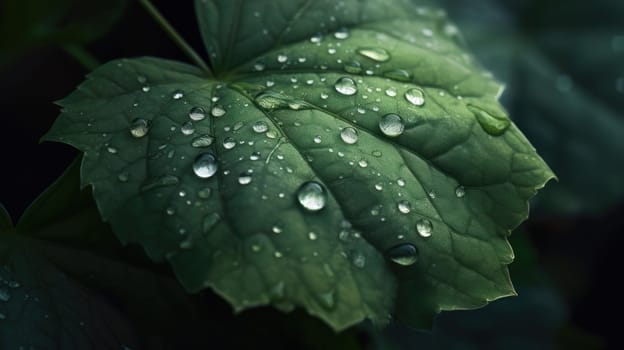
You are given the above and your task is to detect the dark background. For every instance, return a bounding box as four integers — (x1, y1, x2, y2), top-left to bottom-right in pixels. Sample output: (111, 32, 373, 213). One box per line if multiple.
(1, 0, 622, 349)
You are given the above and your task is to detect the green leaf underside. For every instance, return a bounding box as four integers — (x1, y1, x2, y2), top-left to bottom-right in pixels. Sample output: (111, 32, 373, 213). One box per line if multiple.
(43, 0, 554, 330)
(0, 235, 138, 349)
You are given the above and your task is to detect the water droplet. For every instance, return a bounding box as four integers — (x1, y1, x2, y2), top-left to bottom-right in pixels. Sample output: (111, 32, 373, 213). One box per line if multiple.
(191, 135, 214, 148)
(202, 213, 221, 233)
(397, 178, 406, 187)
(274, 251, 283, 258)
(137, 75, 147, 84)
(117, 172, 129, 182)
(252, 120, 269, 133)
(189, 107, 206, 121)
(238, 171, 252, 185)
(379, 113, 405, 137)
(255, 91, 310, 111)
(272, 225, 282, 234)
(387, 243, 419, 266)
(343, 61, 362, 74)
(277, 54, 288, 63)
(254, 62, 266, 71)
(223, 137, 236, 149)
(193, 153, 218, 179)
(358, 159, 368, 168)
(142, 86, 151, 92)
(334, 28, 350, 39)
(468, 105, 510, 136)
(166, 207, 176, 215)
(405, 88, 425, 106)
(340, 127, 358, 144)
(313, 135, 322, 144)
(172, 89, 184, 99)
(352, 253, 366, 268)
(334, 77, 358, 96)
(250, 151, 261, 161)
(211, 105, 227, 117)
(397, 200, 411, 214)
(297, 181, 327, 212)
(308, 232, 318, 240)
(181, 121, 195, 135)
(198, 188, 212, 199)
(130, 118, 150, 138)
(310, 33, 322, 43)
(0, 287, 10, 302)
(416, 219, 433, 238)
(383, 69, 412, 82)
(357, 47, 390, 62)
(317, 290, 336, 309)
(106, 146, 118, 154)
(141, 175, 180, 192)
(385, 87, 397, 97)
(455, 186, 466, 198)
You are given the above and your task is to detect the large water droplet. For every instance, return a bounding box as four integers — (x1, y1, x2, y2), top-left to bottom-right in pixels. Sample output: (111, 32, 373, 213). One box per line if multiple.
(340, 127, 358, 144)
(193, 153, 218, 179)
(387, 243, 419, 266)
(191, 135, 214, 148)
(252, 120, 269, 133)
(379, 113, 405, 137)
(468, 105, 510, 136)
(297, 181, 327, 211)
(357, 47, 390, 62)
(189, 107, 206, 121)
(334, 77, 358, 96)
(416, 219, 433, 238)
(130, 118, 150, 138)
(211, 105, 227, 117)
(405, 88, 425, 106)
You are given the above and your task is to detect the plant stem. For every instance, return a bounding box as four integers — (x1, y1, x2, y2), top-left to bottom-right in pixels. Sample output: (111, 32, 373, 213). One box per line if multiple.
(137, 0, 212, 76)
(63, 45, 100, 71)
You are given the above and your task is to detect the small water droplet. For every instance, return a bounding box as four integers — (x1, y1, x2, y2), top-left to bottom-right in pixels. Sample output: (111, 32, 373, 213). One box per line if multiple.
(0, 287, 10, 302)
(313, 135, 322, 144)
(405, 88, 425, 106)
(250, 151, 261, 161)
(223, 137, 236, 149)
(385, 87, 397, 97)
(379, 113, 405, 137)
(106, 146, 118, 154)
(166, 207, 176, 215)
(181, 121, 195, 135)
(277, 54, 288, 63)
(357, 47, 390, 62)
(202, 213, 221, 233)
(352, 253, 366, 268)
(130, 118, 150, 138)
(172, 89, 184, 99)
(252, 120, 269, 133)
(387, 243, 419, 266)
(191, 135, 214, 148)
(383, 69, 412, 81)
(308, 232, 318, 240)
(397, 178, 406, 187)
(468, 105, 510, 136)
(193, 153, 218, 179)
(141, 85, 151, 92)
(397, 200, 411, 214)
(137, 75, 147, 84)
(254, 62, 266, 71)
(274, 251, 283, 258)
(189, 107, 206, 121)
(211, 105, 227, 117)
(318, 290, 336, 309)
(455, 186, 466, 198)
(340, 127, 358, 144)
(334, 77, 358, 96)
(272, 225, 282, 234)
(238, 171, 253, 185)
(198, 188, 212, 199)
(310, 33, 322, 43)
(343, 60, 362, 74)
(358, 159, 368, 168)
(416, 219, 433, 238)
(117, 172, 129, 182)
(334, 28, 350, 39)
(297, 181, 327, 211)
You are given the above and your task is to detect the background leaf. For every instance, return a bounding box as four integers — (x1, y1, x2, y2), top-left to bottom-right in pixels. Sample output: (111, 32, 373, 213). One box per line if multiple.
(43, 0, 554, 331)
(0, 204, 12, 230)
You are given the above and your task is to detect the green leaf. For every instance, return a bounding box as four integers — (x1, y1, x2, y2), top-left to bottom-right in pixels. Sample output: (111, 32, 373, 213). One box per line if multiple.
(0, 204, 12, 230)
(43, 0, 554, 330)
(0, 0, 127, 67)
(0, 233, 139, 349)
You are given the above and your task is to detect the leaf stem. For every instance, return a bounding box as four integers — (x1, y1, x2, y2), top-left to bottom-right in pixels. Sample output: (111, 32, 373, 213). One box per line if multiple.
(62, 45, 100, 71)
(137, 0, 212, 76)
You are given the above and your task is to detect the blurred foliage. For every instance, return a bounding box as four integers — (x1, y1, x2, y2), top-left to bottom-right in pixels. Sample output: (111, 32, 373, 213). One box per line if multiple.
(0, 0, 127, 67)
(430, 0, 624, 215)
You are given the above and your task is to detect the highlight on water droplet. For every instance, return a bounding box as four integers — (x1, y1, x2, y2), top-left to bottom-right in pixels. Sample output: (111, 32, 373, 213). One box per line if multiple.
(297, 181, 327, 212)
(356, 47, 390, 62)
(334, 77, 358, 96)
(193, 153, 218, 179)
(379, 113, 405, 137)
(387, 243, 419, 266)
